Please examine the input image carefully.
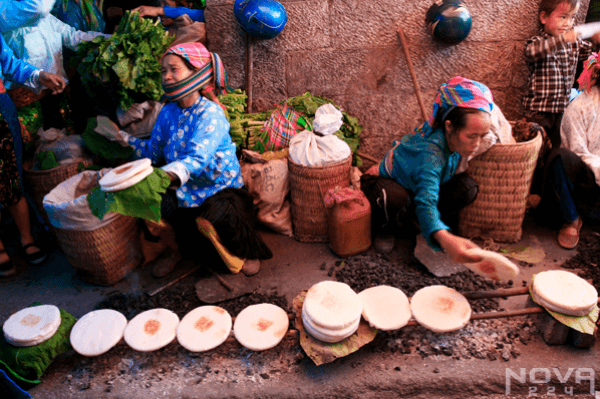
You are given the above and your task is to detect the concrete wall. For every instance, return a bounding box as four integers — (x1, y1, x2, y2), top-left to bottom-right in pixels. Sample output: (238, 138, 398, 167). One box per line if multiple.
(206, 0, 591, 159)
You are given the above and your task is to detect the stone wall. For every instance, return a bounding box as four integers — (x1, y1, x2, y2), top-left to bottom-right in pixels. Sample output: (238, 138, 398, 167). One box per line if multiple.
(206, 0, 590, 159)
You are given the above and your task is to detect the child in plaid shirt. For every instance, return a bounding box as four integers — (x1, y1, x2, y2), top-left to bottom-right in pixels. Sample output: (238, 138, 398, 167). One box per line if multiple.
(523, 0, 599, 148)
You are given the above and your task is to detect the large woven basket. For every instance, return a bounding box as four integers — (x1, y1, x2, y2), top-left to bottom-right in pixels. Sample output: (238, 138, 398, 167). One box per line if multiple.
(23, 159, 93, 225)
(458, 130, 543, 242)
(288, 156, 352, 242)
(53, 214, 143, 286)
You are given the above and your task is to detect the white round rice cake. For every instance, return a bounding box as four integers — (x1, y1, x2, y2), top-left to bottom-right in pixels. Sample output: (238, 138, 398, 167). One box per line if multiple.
(303, 281, 362, 330)
(301, 310, 360, 343)
(3, 305, 61, 346)
(532, 270, 598, 317)
(531, 289, 595, 317)
(70, 309, 128, 356)
(358, 285, 412, 331)
(177, 306, 232, 352)
(99, 158, 151, 187)
(463, 248, 520, 281)
(410, 285, 472, 333)
(233, 304, 288, 351)
(100, 165, 153, 192)
(124, 309, 179, 352)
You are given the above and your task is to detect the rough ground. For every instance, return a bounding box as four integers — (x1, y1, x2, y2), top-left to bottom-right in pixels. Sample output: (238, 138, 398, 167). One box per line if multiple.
(2, 217, 599, 398)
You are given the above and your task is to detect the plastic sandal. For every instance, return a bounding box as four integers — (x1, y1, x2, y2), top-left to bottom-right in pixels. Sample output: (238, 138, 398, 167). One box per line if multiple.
(557, 217, 583, 250)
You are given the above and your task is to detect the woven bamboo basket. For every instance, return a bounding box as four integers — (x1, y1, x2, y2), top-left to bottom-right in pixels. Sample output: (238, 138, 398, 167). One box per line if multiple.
(288, 156, 352, 242)
(457, 129, 543, 243)
(23, 158, 93, 225)
(7, 87, 47, 108)
(53, 214, 143, 286)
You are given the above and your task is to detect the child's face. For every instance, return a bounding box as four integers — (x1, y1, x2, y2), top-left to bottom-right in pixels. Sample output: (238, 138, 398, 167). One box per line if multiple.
(540, 1, 579, 36)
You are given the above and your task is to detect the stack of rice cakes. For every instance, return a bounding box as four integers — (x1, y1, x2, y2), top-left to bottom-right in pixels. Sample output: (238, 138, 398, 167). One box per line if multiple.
(302, 281, 363, 343)
(3, 305, 62, 347)
(532, 270, 598, 316)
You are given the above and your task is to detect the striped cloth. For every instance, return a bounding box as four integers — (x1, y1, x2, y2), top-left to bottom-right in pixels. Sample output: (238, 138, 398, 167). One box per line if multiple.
(262, 103, 308, 151)
(577, 52, 599, 94)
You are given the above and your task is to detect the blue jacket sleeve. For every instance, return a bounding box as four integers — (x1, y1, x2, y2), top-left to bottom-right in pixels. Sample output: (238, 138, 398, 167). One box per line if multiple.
(409, 149, 450, 250)
(0, 35, 37, 85)
(0, 0, 53, 33)
(163, 6, 205, 23)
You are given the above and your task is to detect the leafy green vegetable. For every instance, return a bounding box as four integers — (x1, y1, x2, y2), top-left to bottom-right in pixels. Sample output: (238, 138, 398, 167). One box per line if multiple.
(74, 11, 174, 110)
(35, 151, 60, 170)
(217, 89, 270, 151)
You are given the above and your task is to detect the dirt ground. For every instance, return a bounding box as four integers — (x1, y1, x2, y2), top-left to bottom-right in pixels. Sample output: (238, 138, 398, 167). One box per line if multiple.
(2, 215, 600, 399)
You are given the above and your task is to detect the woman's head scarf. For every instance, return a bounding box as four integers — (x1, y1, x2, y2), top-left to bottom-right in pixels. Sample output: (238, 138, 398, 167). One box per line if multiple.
(161, 42, 231, 111)
(577, 52, 599, 94)
(414, 76, 494, 137)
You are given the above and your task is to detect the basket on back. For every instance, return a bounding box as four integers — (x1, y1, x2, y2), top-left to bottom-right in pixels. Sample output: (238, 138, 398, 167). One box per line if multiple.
(288, 156, 352, 242)
(458, 126, 543, 242)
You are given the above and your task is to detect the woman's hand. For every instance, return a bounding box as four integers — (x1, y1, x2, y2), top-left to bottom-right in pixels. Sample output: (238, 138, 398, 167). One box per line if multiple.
(39, 71, 66, 94)
(166, 171, 181, 188)
(564, 29, 581, 43)
(94, 116, 130, 147)
(591, 31, 600, 45)
(433, 229, 482, 263)
(364, 163, 380, 176)
(131, 6, 165, 18)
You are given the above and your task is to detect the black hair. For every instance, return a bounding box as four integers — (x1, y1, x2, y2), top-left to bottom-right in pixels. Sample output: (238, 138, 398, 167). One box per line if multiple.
(431, 106, 486, 133)
(539, 0, 579, 17)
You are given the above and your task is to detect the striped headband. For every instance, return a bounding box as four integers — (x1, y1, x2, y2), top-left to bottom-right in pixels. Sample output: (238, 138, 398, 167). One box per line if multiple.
(162, 43, 231, 110)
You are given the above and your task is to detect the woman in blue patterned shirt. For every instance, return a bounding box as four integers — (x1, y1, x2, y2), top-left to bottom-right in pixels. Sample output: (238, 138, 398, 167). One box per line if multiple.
(102, 42, 271, 277)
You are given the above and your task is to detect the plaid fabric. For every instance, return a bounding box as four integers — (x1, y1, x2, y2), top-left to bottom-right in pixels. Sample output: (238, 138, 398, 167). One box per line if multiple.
(523, 31, 595, 114)
(263, 103, 308, 151)
(413, 76, 494, 137)
(577, 52, 599, 93)
(59, 0, 104, 32)
(163, 43, 231, 110)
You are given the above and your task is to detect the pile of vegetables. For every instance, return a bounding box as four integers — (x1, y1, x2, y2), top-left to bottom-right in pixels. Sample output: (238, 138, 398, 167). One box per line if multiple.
(217, 89, 270, 151)
(286, 92, 363, 163)
(218, 91, 364, 164)
(74, 11, 174, 111)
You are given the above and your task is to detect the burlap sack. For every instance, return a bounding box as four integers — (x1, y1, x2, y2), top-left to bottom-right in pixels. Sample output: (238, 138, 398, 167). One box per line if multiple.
(117, 101, 165, 138)
(241, 150, 293, 237)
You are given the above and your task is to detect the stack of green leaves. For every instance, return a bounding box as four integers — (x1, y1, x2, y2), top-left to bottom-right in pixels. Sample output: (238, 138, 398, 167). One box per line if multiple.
(217, 89, 270, 151)
(74, 11, 175, 111)
(87, 168, 171, 223)
(286, 92, 364, 166)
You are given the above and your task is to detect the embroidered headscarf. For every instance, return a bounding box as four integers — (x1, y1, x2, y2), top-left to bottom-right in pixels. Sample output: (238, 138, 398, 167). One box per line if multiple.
(381, 77, 493, 177)
(413, 76, 494, 137)
(577, 52, 599, 94)
(161, 42, 231, 111)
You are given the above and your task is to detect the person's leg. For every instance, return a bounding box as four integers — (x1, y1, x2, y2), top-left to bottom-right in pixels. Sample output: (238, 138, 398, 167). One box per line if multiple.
(7, 196, 46, 264)
(0, 211, 16, 276)
(438, 172, 478, 232)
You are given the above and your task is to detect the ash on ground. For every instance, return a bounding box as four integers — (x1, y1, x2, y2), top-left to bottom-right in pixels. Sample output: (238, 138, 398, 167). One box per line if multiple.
(561, 231, 600, 291)
(336, 252, 537, 361)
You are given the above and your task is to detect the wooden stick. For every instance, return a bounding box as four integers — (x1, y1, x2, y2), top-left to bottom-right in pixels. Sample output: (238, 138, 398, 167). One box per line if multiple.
(404, 306, 546, 326)
(462, 286, 529, 300)
(148, 265, 201, 297)
(355, 150, 380, 165)
(245, 34, 254, 114)
(207, 267, 234, 292)
(396, 26, 428, 122)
